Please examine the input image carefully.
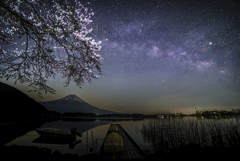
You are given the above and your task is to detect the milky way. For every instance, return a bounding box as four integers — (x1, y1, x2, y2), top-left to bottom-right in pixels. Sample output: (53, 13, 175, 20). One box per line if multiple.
(6, 0, 240, 114)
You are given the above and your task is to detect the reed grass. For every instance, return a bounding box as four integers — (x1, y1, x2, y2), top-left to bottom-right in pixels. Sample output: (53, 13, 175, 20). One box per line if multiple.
(138, 117, 240, 150)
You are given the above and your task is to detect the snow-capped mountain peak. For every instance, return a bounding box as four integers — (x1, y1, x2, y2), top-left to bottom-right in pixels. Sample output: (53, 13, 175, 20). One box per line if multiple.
(39, 94, 122, 114)
(57, 94, 85, 103)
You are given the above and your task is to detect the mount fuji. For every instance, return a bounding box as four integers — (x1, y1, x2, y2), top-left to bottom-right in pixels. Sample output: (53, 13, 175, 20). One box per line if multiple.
(39, 94, 120, 115)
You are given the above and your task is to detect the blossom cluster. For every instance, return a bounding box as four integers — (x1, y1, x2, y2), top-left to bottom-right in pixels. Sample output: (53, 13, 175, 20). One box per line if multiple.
(0, 0, 103, 97)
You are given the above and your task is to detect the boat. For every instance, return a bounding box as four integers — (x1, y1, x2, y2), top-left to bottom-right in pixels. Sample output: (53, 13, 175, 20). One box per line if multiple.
(104, 132, 123, 152)
(36, 127, 82, 139)
(108, 125, 118, 132)
(99, 124, 146, 159)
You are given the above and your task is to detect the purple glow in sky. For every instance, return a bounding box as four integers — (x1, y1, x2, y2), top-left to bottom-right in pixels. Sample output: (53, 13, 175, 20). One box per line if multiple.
(3, 0, 240, 114)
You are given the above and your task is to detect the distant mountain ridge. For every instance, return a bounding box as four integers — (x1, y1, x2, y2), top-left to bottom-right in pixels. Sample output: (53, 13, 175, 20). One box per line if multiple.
(39, 94, 121, 115)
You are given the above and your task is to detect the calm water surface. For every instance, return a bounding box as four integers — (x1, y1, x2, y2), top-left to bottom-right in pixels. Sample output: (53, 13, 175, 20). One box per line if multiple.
(5, 116, 239, 157)
(5, 119, 147, 156)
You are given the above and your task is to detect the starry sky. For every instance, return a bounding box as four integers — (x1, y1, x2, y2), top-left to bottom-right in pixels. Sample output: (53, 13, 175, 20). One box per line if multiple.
(3, 0, 240, 114)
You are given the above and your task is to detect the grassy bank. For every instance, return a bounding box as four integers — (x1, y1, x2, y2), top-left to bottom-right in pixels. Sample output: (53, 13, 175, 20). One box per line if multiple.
(137, 117, 240, 150)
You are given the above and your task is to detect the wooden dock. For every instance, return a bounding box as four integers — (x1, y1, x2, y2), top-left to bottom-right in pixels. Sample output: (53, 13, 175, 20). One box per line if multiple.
(98, 124, 145, 160)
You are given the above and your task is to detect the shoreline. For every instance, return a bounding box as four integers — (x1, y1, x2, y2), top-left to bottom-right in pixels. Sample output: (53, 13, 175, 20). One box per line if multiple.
(59, 116, 142, 120)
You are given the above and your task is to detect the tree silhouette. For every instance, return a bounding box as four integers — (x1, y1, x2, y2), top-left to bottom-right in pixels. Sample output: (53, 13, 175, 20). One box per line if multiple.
(0, 0, 102, 98)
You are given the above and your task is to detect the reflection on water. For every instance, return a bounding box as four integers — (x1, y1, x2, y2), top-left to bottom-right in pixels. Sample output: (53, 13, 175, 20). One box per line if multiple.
(5, 119, 147, 157)
(5, 116, 240, 157)
(5, 119, 118, 156)
(33, 135, 82, 148)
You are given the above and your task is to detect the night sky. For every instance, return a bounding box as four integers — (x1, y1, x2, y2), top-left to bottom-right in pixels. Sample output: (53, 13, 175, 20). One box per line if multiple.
(3, 0, 240, 114)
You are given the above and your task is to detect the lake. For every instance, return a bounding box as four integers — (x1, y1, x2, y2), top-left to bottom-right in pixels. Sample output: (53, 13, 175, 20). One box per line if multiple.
(5, 116, 240, 157)
(5, 118, 148, 157)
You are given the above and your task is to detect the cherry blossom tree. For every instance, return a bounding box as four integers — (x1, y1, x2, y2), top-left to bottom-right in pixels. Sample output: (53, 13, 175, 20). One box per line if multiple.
(0, 0, 103, 97)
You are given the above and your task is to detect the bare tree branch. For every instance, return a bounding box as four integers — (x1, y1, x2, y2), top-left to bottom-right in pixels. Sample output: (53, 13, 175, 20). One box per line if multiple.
(0, 0, 103, 97)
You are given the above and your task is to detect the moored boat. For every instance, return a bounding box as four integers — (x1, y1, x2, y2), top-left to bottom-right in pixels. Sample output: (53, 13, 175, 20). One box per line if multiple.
(108, 125, 118, 132)
(36, 127, 81, 139)
(104, 132, 123, 152)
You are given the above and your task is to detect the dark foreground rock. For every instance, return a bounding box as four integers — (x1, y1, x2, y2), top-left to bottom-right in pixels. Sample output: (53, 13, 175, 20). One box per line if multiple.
(1, 144, 239, 160)
(1, 145, 79, 160)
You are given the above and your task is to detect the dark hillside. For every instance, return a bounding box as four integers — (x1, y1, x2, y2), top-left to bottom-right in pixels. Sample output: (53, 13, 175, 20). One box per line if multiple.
(0, 82, 47, 122)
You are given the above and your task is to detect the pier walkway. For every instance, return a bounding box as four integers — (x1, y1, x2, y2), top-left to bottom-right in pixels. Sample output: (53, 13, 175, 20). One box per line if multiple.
(98, 124, 145, 160)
